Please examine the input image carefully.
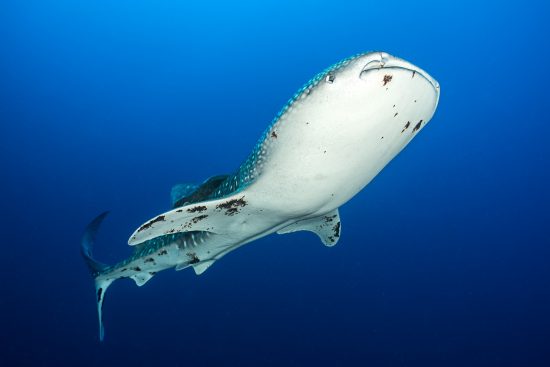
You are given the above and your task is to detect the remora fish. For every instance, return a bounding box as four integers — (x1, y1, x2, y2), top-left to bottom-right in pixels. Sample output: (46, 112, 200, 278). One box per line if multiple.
(82, 51, 440, 340)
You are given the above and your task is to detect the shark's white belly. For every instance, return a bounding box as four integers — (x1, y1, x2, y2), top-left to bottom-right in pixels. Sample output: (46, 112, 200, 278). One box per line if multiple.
(248, 54, 440, 218)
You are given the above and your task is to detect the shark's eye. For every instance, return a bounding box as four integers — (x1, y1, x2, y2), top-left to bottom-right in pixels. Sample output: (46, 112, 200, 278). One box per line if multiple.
(325, 73, 335, 83)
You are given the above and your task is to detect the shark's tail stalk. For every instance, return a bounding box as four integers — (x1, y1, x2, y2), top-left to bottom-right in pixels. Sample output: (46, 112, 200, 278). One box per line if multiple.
(81, 211, 113, 342)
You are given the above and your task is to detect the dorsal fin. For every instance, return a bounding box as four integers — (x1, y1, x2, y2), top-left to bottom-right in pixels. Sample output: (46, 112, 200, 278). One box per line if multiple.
(277, 209, 341, 247)
(171, 175, 229, 208)
(170, 184, 199, 207)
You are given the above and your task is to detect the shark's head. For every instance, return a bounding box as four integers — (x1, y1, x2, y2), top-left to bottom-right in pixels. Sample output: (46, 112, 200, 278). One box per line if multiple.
(264, 51, 441, 209)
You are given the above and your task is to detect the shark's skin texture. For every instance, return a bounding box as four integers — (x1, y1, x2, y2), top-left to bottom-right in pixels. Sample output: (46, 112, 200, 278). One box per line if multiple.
(83, 51, 440, 340)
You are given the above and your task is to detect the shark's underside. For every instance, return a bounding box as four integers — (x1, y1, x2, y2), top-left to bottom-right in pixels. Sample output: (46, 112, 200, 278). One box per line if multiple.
(82, 51, 440, 341)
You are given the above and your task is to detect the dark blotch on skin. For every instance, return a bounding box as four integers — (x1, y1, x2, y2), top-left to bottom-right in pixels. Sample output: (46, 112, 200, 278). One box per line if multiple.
(394, 112, 398, 117)
(217, 196, 247, 215)
(138, 215, 165, 232)
(402, 121, 411, 133)
(149, 272, 157, 276)
(333, 222, 341, 238)
(133, 266, 141, 271)
(176, 209, 183, 213)
(97, 288, 103, 302)
(186, 252, 200, 265)
(271, 131, 278, 139)
(187, 205, 207, 213)
(413, 120, 423, 132)
(225, 207, 238, 216)
(217, 197, 247, 210)
(144, 258, 155, 263)
(412, 70, 416, 78)
(158, 249, 168, 256)
(383, 74, 393, 86)
(324, 215, 337, 223)
(192, 214, 208, 223)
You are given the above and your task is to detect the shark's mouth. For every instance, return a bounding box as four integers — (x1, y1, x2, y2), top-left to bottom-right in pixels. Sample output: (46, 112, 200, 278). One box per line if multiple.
(360, 52, 440, 92)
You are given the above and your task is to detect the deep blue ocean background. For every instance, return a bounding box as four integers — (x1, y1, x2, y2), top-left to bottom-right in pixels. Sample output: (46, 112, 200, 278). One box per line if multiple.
(1, 1, 549, 366)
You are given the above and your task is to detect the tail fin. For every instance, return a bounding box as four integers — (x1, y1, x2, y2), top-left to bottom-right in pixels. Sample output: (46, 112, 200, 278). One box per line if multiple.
(81, 211, 113, 342)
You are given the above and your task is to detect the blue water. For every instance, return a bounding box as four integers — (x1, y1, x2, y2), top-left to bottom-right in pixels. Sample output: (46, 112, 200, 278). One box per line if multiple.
(1, 1, 549, 366)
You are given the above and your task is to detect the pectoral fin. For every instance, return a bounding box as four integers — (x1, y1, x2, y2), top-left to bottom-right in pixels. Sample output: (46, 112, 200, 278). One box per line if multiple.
(193, 260, 215, 275)
(174, 258, 215, 275)
(129, 194, 255, 246)
(277, 209, 341, 247)
(131, 272, 154, 287)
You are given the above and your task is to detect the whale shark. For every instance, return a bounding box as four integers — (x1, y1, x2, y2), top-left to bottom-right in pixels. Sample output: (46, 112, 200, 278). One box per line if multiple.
(82, 51, 440, 340)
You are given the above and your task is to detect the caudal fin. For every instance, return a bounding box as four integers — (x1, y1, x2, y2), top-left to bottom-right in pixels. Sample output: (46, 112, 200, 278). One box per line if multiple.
(81, 211, 113, 342)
